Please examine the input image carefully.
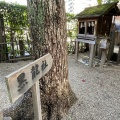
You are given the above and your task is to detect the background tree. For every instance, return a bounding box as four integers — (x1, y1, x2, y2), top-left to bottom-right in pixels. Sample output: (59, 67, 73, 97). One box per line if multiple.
(66, 13, 77, 41)
(27, 0, 76, 120)
(97, 0, 102, 5)
(66, 13, 77, 53)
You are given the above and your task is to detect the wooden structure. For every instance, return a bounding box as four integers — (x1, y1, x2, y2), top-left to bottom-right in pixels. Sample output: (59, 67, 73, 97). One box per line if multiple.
(0, 15, 32, 62)
(75, 2, 120, 66)
(5, 27, 33, 62)
(0, 14, 8, 62)
(108, 16, 120, 63)
(5, 53, 53, 120)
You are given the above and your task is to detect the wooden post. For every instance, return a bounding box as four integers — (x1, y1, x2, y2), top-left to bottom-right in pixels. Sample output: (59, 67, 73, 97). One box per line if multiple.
(100, 49, 106, 69)
(75, 41, 79, 62)
(89, 44, 94, 67)
(0, 112, 3, 120)
(19, 40, 24, 57)
(31, 81, 42, 120)
(108, 29, 115, 60)
(10, 29, 15, 59)
(85, 21, 87, 35)
(94, 21, 97, 36)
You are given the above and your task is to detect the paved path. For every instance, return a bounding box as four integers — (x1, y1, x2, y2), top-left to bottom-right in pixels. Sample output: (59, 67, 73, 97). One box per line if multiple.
(63, 54, 120, 120)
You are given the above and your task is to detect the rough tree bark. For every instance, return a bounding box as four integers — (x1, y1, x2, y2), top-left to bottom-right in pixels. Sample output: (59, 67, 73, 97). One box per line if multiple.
(27, 0, 77, 120)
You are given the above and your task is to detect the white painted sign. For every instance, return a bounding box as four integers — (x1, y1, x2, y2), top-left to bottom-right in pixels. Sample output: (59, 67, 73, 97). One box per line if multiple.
(5, 53, 53, 103)
(100, 39, 110, 49)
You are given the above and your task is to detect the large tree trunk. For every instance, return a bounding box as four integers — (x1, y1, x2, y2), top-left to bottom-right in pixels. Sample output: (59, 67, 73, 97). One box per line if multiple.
(27, 0, 76, 120)
(3, 0, 76, 119)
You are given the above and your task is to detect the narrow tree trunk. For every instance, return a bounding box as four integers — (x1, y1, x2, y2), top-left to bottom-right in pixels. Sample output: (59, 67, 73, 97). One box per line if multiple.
(27, 0, 77, 120)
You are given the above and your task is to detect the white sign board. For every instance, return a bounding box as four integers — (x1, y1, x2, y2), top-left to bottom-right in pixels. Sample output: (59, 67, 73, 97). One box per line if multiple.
(100, 39, 110, 49)
(5, 53, 53, 103)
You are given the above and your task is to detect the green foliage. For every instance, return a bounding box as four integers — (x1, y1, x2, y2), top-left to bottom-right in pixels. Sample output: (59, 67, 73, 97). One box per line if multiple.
(27, 0, 45, 43)
(97, 0, 102, 4)
(75, 2, 117, 18)
(66, 13, 75, 22)
(66, 13, 77, 54)
(66, 13, 77, 40)
(0, 1, 27, 28)
(0, 2, 32, 57)
(27, 0, 48, 57)
(97, 0, 118, 4)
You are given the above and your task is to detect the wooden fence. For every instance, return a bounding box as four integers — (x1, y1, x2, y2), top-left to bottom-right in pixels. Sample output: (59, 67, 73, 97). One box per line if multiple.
(0, 27, 33, 62)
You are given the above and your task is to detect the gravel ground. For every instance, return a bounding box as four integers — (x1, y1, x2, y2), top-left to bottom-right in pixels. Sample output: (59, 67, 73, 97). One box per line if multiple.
(62, 54, 120, 120)
(1, 55, 120, 120)
(0, 60, 32, 111)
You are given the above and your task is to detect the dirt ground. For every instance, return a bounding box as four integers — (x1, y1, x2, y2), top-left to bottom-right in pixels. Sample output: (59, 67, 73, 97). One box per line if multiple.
(0, 60, 32, 111)
(1, 54, 120, 120)
(62, 54, 120, 120)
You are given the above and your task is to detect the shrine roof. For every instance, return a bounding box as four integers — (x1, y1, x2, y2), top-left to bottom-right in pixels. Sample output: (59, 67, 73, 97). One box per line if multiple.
(75, 2, 119, 19)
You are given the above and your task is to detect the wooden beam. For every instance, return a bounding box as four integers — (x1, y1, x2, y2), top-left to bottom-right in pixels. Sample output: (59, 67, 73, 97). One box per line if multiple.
(94, 20, 97, 36)
(9, 56, 33, 61)
(0, 112, 3, 120)
(89, 44, 94, 67)
(75, 41, 79, 62)
(100, 50, 106, 69)
(32, 81, 42, 120)
(108, 30, 115, 60)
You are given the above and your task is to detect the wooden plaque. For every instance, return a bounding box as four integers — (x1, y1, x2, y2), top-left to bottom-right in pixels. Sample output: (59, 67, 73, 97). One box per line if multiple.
(5, 53, 53, 103)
